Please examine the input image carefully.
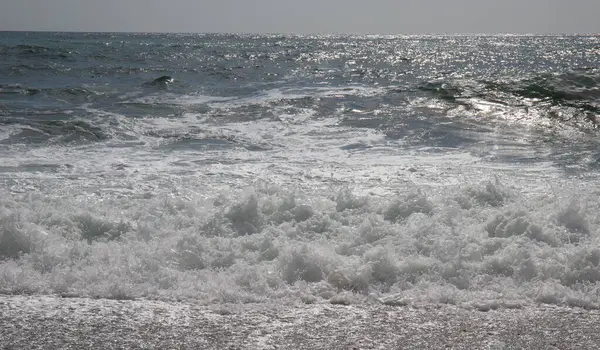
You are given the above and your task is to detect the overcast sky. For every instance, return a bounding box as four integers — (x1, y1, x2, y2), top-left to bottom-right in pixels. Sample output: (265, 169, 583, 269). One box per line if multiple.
(1, 0, 599, 34)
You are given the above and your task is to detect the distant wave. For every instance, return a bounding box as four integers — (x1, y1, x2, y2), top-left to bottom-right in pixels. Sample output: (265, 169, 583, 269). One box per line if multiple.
(417, 69, 600, 131)
(1, 44, 73, 60)
(0, 118, 108, 144)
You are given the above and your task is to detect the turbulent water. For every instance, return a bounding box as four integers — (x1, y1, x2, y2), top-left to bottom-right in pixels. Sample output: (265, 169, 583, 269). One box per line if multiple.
(1, 32, 600, 309)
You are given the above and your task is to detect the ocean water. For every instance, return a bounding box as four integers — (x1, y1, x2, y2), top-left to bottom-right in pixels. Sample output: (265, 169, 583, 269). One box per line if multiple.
(1, 32, 600, 309)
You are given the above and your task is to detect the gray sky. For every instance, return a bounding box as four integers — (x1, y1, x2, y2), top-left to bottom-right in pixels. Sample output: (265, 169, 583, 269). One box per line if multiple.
(1, 0, 599, 34)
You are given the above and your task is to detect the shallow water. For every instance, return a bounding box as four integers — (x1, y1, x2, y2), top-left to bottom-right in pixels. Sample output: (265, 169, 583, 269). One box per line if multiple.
(2, 296, 600, 349)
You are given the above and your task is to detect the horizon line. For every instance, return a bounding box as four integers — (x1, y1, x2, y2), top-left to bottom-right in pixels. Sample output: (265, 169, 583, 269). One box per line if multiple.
(0, 29, 598, 37)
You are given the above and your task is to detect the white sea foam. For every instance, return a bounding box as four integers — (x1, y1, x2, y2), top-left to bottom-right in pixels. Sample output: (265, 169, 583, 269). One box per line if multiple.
(1, 172, 599, 309)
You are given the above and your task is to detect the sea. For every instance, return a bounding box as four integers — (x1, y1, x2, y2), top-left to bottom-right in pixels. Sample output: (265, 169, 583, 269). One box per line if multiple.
(1, 32, 599, 309)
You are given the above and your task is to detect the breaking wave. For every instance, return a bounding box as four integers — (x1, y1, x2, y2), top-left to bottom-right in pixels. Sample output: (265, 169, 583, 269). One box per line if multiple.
(1, 179, 599, 309)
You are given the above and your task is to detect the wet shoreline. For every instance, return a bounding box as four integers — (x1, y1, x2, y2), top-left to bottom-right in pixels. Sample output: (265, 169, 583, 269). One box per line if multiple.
(2, 295, 600, 349)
